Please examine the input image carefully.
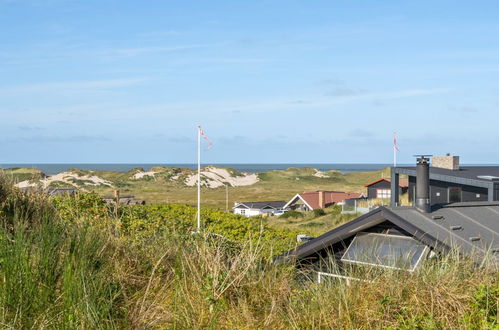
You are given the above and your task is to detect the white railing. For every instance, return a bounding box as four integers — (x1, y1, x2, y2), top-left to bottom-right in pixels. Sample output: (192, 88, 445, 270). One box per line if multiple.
(316, 271, 372, 285)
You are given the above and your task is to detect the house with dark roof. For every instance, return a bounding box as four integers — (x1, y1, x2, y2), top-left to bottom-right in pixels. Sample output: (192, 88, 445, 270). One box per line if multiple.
(364, 178, 408, 199)
(103, 195, 146, 205)
(233, 201, 286, 217)
(283, 191, 363, 211)
(279, 156, 499, 282)
(47, 188, 78, 196)
(391, 155, 499, 207)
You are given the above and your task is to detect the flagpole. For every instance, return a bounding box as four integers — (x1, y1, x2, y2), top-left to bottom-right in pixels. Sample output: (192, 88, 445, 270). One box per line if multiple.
(393, 144, 397, 167)
(197, 126, 201, 232)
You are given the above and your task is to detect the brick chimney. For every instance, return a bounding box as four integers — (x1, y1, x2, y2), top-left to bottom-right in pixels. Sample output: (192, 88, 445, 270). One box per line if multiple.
(432, 154, 460, 170)
(318, 191, 326, 209)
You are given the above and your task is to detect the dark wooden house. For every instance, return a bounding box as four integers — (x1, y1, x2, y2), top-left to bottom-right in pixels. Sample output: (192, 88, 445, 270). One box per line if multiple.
(364, 178, 408, 199)
(391, 155, 499, 206)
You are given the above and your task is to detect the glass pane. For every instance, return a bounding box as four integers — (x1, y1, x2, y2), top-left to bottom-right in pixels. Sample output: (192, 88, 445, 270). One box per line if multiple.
(449, 187, 462, 203)
(341, 233, 427, 271)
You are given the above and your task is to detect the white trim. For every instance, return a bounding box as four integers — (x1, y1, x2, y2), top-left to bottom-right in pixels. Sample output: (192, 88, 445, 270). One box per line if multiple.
(233, 203, 250, 209)
(340, 232, 429, 272)
(283, 193, 315, 211)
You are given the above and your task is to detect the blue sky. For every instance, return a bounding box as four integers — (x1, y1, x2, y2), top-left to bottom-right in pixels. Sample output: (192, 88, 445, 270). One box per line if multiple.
(1, 0, 499, 163)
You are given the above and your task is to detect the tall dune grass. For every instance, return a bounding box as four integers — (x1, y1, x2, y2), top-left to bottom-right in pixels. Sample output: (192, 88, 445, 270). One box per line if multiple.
(0, 175, 497, 328)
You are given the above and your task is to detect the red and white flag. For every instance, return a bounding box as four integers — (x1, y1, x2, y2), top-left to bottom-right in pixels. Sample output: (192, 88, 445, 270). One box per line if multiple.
(393, 132, 400, 152)
(198, 125, 213, 150)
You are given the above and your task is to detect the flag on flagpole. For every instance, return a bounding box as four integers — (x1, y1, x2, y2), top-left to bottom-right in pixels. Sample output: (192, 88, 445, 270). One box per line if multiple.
(198, 126, 213, 150)
(393, 132, 399, 168)
(393, 132, 400, 152)
(196, 125, 213, 233)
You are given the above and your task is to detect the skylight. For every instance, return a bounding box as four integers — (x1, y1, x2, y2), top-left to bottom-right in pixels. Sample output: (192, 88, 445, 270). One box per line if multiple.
(341, 233, 428, 271)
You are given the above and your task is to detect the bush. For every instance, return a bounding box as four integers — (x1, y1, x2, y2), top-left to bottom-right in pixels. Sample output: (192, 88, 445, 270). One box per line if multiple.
(312, 209, 326, 217)
(279, 210, 305, 219)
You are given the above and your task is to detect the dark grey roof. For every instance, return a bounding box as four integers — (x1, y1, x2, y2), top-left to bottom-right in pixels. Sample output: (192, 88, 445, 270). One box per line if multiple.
(47, 188, 78, 196)
(390, 203, 499, 259)
(282, 202, 499, 264)
(234, 201, 286, 210)
(398, 165, 499, 183)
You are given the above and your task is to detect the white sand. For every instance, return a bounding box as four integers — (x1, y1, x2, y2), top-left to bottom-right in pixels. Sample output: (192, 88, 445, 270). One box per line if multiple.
(184, 167, 259, 188)
(15, 180, 37, 188)
(132, 171, 157, 179)
(313, 169, 329, 178)
(15, 171, 113, 189)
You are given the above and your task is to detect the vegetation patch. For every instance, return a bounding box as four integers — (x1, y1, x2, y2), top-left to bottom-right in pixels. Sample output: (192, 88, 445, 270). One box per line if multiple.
(0, 175, 497, 328)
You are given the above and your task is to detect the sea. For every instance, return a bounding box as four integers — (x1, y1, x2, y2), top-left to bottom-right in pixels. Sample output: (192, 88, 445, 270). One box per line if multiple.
(0, 163, 404, 175)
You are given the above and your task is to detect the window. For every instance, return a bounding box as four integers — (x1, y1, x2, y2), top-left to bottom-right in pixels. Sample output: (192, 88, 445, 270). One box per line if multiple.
(341, 232, 428, 271)
(240, 209, 246, 215)
(436, 192, 441, 197)
(376, 189, 391, 199)
(476, 194, 481, 198)
(448, 187, 462, 203)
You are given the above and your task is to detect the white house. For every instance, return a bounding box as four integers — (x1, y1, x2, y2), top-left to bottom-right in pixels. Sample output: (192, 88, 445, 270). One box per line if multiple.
(233, 201, 286, 217)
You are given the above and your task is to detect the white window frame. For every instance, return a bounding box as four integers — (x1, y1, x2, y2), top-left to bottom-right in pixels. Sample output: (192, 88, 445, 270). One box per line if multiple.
(340, 232, 429, 272)
(376, 189, 391, 199)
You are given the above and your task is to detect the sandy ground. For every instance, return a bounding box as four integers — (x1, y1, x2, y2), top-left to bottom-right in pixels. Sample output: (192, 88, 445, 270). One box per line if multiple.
(15, 171, 113, 189)
(132, 171, 157, 179)
(313, 169, 329, 178)
(184, 167, 259, 188)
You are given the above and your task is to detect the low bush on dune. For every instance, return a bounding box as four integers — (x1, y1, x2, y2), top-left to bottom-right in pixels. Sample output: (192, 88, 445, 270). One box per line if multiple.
(312, 208, 326, 217)
(0, 175, 497, 328)
(279, 210, 305, 219)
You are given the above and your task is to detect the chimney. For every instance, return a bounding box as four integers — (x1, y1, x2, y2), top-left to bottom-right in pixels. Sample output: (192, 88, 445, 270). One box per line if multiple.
(432, 154, 460, 170)
(318, 191, 326, 209)
(415, 156, 431, 213)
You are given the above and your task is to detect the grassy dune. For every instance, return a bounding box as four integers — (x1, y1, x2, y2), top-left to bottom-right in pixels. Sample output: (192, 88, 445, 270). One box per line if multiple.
(5, 166, 390, 209)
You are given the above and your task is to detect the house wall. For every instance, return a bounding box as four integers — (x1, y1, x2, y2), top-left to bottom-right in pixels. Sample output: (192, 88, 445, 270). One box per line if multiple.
(408, 176, 489, 204)
(287, 199, 312, 211)
(367, 181, 408, 199)
(234, 207, 279, 217)
(234, 208, 263, 217)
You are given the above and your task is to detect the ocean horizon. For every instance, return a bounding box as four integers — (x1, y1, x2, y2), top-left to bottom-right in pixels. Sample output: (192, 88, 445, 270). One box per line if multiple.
(2, 163, 497, 175)
(1, 163, 405, 175)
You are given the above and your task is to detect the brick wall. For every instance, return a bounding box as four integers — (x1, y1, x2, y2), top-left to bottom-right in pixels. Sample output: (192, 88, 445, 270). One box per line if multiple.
(432, 155, 460, 170)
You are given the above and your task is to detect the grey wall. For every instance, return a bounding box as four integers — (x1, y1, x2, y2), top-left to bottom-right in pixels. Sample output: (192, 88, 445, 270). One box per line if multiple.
(408, 176, 489, 205)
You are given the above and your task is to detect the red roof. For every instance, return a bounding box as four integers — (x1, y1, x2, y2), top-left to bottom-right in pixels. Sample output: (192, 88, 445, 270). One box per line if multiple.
(298, 191, 363, 210)
(364, 178, 408, 188)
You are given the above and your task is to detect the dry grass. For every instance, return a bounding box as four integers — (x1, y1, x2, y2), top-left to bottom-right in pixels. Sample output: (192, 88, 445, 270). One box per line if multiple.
(128, 239, 498, 329)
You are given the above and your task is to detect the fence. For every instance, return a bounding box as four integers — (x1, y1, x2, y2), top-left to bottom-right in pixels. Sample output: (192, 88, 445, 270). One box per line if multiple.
(341, 198, 372, 214)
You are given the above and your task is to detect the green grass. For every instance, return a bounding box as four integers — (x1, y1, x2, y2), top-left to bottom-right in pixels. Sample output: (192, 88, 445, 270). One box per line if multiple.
(270, 205, 361, 235)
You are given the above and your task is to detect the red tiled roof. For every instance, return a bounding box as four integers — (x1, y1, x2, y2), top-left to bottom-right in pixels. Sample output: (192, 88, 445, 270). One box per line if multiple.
(364, 178, 409, 188)
(299, 191, 363, 210)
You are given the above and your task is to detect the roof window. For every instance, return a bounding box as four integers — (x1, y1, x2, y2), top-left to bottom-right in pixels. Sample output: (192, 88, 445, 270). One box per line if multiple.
(341, 232, 428, 271)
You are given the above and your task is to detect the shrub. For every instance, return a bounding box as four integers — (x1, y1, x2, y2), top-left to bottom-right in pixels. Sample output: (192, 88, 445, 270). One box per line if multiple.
(279, 210, 305, 219)
(312, 209, 326, 217)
